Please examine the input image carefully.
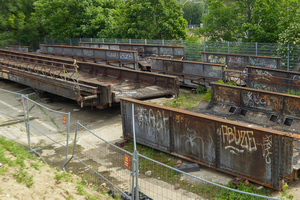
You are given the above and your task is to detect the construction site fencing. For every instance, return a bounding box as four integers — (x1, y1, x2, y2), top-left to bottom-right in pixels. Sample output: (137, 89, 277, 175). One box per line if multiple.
(0, 87, 71, 169)
(38, 38, 300, 71)
(0, 87, 279, 199)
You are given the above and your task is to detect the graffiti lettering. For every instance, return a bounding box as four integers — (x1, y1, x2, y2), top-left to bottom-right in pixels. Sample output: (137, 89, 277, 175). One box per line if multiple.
(106, 51, 117, 58)
(257, 135, 272, 164)
(253, 70, 273, 81)
(83, 49, 93, 57)
(249, 58, 277, 69)
(208, 55, 226, 64)
(180, 128, 204, 158)
(120, 52, 133, 60)
(136, 107, 169, 137)
(221, 125, 257, 155)
(242, 92, 282, 111)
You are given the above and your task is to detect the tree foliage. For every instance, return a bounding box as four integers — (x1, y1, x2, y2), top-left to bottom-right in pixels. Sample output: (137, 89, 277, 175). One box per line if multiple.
(119, 0, 187, 40)
(183, 2, 204, 25)
(199, 0, 300, 43)
(34, 0, 123, 39)
(0, 0, 40, 45)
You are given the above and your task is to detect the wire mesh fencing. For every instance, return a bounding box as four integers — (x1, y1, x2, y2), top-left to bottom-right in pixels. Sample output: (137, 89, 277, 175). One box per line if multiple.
(24, 96, 71, 169)
(0, 88, 28, 146)
(38, 37, 300, 71)
(64, 121, 132, 200)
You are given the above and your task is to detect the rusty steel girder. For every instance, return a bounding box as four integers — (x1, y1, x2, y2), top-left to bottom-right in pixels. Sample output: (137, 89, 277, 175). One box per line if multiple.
(150, 57, 226, 88)
(201, 52, 282, 70)
(0, 49, 179, 109)
(120, 97, 300, 190)
(79, 42, 185, 59)
(197, 83, 300, 135)
(40, 44, 139, 70)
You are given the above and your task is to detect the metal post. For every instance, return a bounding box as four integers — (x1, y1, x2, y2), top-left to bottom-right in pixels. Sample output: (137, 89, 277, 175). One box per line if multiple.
(129, 39, 131, 44)
(70, 39, 72, 46)
(181, 40, 184, 46)
(102, 38, 104, 43)
(287, 44, 290, 71)
(91, 38, 92, 43)
(228, 42, 230, 53)
(80, 38, 82, 42)
(162, 40, 164, 46)
(145, 39, 147, 44)
(62, 112, 71, 171)
(203, 40, 206, 52)
(115, 38, 117, 43)
(44, 38, 46, 44)
(131, 104, 139, 200)
(255, 42, 258, 56)
(25, 95, 31, 150)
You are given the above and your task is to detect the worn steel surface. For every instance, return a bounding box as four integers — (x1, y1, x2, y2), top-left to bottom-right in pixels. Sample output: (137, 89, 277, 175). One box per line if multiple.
(7, 45, 29, 52)
(79, 42, 185, 59)
(245, 66, 300, 93)
(201, 52, 281, 70)
(40, 45, 139, 70)
(151, 58, 226, 88)
(0, 49, 179, 108)
(197, 83, 300, 134)
(121, 97, 299, 190)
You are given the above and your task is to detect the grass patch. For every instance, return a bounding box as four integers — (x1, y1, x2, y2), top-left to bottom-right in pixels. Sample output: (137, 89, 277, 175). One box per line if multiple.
(55, 171, 74, 182)
(30, 162, 40, 170)
(283, 89, 300, 96)
(122, 141, 273, 199)
(13, 170, 34, 188)
(163, 92, 204, 110)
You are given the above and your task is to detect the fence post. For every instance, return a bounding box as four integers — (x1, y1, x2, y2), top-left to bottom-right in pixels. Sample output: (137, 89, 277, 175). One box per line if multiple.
(90, 38, 92, 43)
(227, 42, 230, 53)
(287, 44, 290, 71)
(162, 39, 164, 46)
(255, 42, 258, 56)
(145, 39, 147, 44)
(70, 39, 72, 46)
(129, 39, 131, 44)
(203, 40, 206, 52)
(62, 112, 71, 171)
(25, 95, 31, 151)
(115, 38, 117, 43)
(181, 40, 184, 46)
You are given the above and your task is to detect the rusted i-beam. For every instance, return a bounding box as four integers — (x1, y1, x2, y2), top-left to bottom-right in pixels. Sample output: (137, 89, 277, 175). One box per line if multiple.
(120, 97, 299, 190)
(201, 52, 281, 70)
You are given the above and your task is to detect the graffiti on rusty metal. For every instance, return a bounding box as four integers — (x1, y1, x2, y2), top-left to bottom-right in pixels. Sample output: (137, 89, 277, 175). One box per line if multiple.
(208, 55, 226, 64)
(83, 49, 93, 57)
(284, 98, 300, 116)
(249, 57, 277, 69)
(242, 92, 282, 111)
(48, 47, 53, 53)
(228, 56, 247, 68)
(253, 69, 274, 81)
(215, 86, 239, 103)
(180, 127, 205, 158)
(221, 125, 257, 154)
(120, 52, 133, 60)
(160, 47, 172, 55)
(136, 106, 169, 136)
(221, 125, 272, 164)
(257, 135, 272, 164)
(106, 51, 118, 58)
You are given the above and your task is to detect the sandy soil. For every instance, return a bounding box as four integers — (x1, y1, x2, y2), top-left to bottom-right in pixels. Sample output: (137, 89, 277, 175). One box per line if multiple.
(0, 151, 109, 200)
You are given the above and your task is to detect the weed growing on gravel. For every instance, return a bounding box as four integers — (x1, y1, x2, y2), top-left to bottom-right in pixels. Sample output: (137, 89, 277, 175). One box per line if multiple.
(66, 195, 74, 200)
(13, 170, 34, 188)
(55, 171, 73, 182)
(164, 92, 204, 110)
(30, 162, 40, 170)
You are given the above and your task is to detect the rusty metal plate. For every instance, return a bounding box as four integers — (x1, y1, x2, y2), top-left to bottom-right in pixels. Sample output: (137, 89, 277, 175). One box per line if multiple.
(121, 98, 297, 190)
(201, 52, 282, 69)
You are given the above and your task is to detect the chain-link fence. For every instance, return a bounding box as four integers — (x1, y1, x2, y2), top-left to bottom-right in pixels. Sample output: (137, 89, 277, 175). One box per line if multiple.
(37, 38, 300, 71)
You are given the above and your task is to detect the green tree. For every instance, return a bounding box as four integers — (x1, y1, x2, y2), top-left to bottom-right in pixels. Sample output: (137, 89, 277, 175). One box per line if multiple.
(198, 0, 300, 43)
(119, 0, 188, 40)
(0, 0, 40, 47)
(183, 2, 204, 25)
(34, 0, 123, 39)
